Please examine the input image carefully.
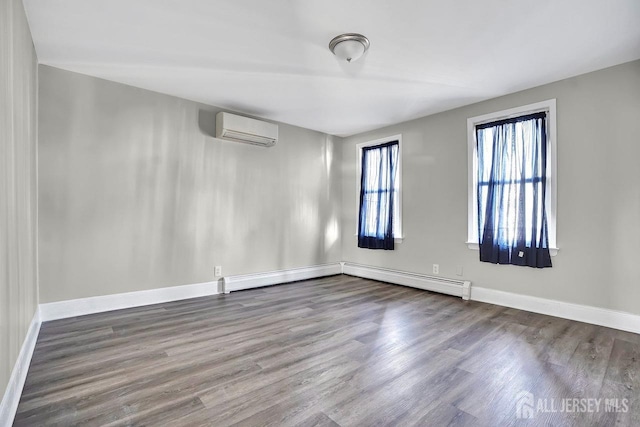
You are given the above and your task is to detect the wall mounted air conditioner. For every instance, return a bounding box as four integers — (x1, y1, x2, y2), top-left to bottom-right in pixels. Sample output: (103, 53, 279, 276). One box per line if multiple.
(215, 112, 278, 147)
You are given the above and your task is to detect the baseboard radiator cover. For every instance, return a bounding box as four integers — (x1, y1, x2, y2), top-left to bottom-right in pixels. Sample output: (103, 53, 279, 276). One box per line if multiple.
(342, 262, 471, 300)
(223, 263, 343, 293)
(342, 263, 640, 334)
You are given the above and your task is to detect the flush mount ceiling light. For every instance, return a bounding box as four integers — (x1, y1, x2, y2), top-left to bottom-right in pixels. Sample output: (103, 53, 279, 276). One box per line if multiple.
(329, 33, 370, 63)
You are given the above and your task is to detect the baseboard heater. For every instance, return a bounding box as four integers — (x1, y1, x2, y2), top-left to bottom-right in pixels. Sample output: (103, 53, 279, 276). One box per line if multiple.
(342, 262, 471, 300)
(223, 263, 343, 293)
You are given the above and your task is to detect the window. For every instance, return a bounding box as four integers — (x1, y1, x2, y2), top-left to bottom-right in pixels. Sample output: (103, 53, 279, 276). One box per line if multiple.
(467, 100, 557, 265)
(356, 136, 402, 249)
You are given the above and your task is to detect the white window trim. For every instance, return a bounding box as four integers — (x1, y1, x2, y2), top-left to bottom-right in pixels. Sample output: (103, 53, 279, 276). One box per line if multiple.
(466, 100, 558, 256)
(355, 134, 403, 242)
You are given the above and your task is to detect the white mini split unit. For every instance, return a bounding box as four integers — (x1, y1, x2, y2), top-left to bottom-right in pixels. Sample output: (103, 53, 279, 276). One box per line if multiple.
(215, 112, 278, 147)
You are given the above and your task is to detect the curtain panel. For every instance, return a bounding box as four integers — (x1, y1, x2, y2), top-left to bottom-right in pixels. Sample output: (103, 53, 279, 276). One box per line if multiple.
(476, 112, 552, 268)
(358, 141, 399, 250)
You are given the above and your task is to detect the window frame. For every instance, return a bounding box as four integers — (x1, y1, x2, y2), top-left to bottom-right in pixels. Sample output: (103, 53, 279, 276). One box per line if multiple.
(467, 100, 558, 256)
(356, 135, 403, 241)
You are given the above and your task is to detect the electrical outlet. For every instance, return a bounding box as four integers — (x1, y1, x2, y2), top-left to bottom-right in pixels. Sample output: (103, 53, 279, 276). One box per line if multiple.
(432, 264, 439, 275)
(456, 265, 463, 276)
(214, 266, 222, 277)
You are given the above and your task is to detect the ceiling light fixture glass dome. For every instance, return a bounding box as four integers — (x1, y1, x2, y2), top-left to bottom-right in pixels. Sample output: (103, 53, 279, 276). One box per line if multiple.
(329, 33, 370, 63)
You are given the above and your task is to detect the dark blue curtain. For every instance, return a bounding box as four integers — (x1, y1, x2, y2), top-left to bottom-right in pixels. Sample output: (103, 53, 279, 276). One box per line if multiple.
(476, 112, 552, 268)
(358, 141, 399, 250)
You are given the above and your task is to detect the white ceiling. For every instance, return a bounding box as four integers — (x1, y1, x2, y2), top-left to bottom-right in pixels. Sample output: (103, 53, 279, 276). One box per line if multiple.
(23, 0, 640, 137)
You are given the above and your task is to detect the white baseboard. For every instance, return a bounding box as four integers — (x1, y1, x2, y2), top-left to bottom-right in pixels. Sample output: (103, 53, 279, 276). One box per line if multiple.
(224, 263, 342, 293)
(471, 286, 640, 335)
(39, 280, 221, 322)
(342, 263, 640, 334)
(0, 308, 41, 427)
(342, 262, 471, 299)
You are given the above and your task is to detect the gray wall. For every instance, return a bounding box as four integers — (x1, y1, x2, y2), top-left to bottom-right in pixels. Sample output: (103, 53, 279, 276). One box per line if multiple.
(36, 57, 640, 315)
(342, 60, 640, 315)
(38, 65, 342, 303)
(0, 0, 39, 399)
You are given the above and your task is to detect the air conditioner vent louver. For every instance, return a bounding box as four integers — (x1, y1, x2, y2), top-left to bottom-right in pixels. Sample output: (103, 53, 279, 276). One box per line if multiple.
(215, 112, 278, 147)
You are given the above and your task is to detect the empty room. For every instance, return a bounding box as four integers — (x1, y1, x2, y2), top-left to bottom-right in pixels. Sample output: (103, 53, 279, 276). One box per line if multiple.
(2, 0, 640, 426)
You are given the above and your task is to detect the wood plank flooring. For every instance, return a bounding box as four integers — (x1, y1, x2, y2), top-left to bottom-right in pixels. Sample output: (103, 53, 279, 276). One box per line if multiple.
(14, 275, 640, 426)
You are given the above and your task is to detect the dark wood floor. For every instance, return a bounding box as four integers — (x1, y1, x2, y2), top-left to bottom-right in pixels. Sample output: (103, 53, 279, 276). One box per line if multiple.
(14, 275, 640, 426)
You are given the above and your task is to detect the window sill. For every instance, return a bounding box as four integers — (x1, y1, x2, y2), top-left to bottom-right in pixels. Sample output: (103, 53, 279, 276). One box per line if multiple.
(466, 242, 558, 257)
(354, 234, 404, 243)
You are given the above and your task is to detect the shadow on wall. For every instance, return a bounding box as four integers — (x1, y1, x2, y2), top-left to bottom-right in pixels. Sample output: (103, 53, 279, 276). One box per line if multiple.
(195, 106, 342, 275)
(198, 109, 217, 138)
